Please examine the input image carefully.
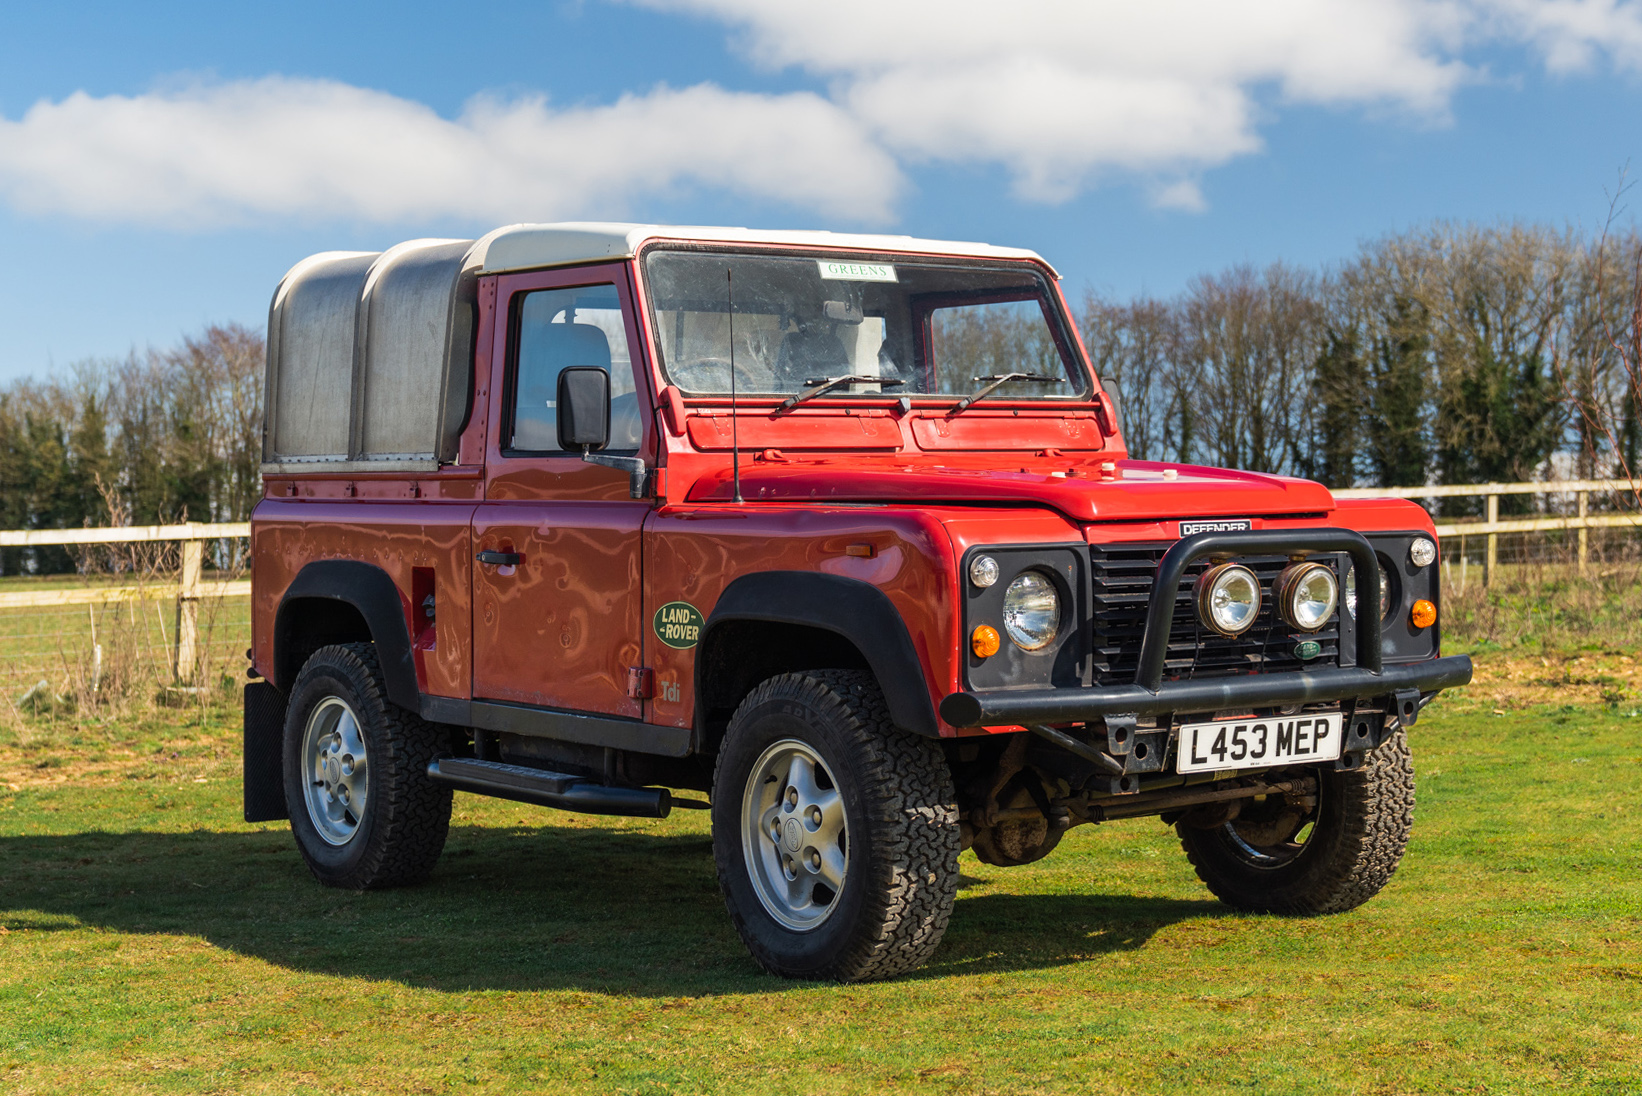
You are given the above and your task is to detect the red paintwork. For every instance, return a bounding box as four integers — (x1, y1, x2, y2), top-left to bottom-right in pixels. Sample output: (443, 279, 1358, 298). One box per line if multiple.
(686, 410, 902, 451)
(643, 505, 959, 730)
(251, 491, 479, 699)
(908, 410, 1107, 451)
(251, 241, 1441, 747)
(683, 457, 1336, 523)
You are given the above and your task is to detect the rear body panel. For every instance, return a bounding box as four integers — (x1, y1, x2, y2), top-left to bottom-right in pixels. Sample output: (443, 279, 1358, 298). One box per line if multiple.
(252, 485, 478, 700)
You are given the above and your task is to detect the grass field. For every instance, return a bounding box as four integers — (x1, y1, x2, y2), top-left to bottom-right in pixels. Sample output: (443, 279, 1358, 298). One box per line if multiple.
(0, 570, 248, 713)
(1, 655, 1639, 1095)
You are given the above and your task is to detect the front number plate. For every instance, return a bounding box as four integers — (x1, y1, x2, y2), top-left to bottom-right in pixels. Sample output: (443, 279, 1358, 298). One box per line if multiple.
(1176, 712, 1343, 774)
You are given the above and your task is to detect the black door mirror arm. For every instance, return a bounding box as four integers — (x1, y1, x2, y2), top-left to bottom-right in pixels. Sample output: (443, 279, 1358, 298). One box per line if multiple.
(582, 448, 652, 499)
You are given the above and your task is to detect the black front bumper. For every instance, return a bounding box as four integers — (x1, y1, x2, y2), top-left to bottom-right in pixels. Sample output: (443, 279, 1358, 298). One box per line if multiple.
(940, 654, 1474, 727)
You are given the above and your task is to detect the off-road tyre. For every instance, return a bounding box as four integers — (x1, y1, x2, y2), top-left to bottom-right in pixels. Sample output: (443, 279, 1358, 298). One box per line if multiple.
(283, 643, 452, 889)
(712, 670, 960, 982)
(1178, 725, 1415, 914)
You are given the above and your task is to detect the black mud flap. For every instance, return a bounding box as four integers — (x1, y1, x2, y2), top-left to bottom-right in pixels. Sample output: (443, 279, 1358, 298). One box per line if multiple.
(243, 682, 289, 823)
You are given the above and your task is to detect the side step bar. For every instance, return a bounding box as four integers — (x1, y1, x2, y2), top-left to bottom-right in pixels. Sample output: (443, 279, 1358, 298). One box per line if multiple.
(426, 757, 671, 819)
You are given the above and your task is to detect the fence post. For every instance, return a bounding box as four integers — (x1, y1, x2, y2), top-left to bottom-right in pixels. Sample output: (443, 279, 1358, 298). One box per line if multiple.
(1485, 493, 1498, 587)
(175, 537, 202, 684)
(1577, 491, 1589, 575)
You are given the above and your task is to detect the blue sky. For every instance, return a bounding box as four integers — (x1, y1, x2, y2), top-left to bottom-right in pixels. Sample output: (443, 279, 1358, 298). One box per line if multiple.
(1, 0, 1641, 384)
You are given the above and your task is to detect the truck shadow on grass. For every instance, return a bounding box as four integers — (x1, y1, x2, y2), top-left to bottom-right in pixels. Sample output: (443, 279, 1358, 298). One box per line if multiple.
(0, 823, 1222, 995)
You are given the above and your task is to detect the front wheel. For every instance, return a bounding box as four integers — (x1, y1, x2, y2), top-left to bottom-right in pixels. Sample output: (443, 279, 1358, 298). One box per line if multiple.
(1178, 726, 1416, 914)
(712, 670, 960, 982)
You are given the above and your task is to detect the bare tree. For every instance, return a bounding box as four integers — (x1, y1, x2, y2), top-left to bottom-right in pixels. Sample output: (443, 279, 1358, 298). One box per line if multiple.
(0, 322, 267, 573)
(1172, 263, 1325, 476)
(1078, 291, 1176, 461)
(1420, 223, 1573, 514)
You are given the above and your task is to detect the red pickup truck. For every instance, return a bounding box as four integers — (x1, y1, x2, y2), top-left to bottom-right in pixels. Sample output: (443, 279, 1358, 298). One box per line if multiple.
(244, 223, 1471, 981)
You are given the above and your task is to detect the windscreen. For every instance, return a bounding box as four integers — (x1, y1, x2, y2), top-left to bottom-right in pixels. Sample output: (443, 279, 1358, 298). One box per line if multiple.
(643, 250, 1087, 402)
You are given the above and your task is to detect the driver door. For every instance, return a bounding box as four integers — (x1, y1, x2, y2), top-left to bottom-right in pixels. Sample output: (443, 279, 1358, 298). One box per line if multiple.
(471, 263, 653, 717)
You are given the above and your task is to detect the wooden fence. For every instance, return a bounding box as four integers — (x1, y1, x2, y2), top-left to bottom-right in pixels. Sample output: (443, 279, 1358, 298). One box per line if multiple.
(0, 479, 1633, 701)
(1334, 478, 1642, 584)
(0, 522, 249, 697)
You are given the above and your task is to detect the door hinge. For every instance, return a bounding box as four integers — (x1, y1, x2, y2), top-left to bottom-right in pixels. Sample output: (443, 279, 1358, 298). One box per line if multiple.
(626, 666, 655, 699)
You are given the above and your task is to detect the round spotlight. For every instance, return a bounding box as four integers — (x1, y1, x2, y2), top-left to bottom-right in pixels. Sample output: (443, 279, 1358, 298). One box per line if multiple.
(1002, 572, 1061, 650)
(1410, 537, 1437, 568)
(969, 555, 1000, 588)
(1276, 562, 1338, 632)
(1195, 563, 1262, 636)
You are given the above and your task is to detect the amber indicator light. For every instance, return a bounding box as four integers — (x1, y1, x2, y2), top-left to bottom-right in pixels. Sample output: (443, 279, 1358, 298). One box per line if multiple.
(971, 625, 1001, 658)
(1410, 599, 1437, 629)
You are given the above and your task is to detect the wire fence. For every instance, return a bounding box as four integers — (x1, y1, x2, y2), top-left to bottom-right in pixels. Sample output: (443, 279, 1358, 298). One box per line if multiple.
(0, 595, 250, 710)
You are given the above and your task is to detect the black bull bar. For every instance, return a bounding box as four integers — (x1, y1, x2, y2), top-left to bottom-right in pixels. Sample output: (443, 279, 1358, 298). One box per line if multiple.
(939, 528, 1474, 728)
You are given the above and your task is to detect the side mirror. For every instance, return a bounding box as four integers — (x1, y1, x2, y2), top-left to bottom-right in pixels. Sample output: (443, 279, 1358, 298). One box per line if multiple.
(1098, 375, 1123, 437)
(557, 367, 611, 451)
(558, 364, 652, 499)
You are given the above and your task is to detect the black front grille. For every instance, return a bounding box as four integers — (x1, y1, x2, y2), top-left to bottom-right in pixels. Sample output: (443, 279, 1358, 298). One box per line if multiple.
(1089, 543, 1343, 687)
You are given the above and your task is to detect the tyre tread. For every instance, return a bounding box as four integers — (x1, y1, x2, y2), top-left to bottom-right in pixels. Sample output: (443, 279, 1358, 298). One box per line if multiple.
(713, 669, 960, 982)
(1181, 726, 1415, 915)
(288, 643, 451, 889)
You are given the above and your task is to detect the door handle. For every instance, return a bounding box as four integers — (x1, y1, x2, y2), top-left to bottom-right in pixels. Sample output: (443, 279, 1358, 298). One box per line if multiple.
(476, 550, 521, 567)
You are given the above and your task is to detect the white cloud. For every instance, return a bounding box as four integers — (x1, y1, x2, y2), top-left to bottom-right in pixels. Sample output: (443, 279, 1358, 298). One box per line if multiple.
(1480, 0, 1642, 73)
(1151, 180, 1209, 214)
(635, 0, 1642, 202)
(2, 1, 1640, 228)
(0, 77, 903, 227)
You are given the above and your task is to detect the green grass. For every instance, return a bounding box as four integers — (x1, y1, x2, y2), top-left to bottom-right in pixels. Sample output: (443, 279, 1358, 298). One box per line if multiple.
(2, 690, 1640, 1095)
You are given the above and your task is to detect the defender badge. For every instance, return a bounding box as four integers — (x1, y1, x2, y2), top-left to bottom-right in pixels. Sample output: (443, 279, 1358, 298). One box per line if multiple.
(1179, 518, 1252, 537)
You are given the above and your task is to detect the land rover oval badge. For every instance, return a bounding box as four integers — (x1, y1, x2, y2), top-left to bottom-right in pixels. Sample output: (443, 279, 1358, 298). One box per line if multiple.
(1294, 639, 1323, 661)
(653, 601, 704, 649)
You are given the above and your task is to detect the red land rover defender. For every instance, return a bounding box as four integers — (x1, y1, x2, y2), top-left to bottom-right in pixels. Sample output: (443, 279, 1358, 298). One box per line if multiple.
(245, 224, 1472, 981)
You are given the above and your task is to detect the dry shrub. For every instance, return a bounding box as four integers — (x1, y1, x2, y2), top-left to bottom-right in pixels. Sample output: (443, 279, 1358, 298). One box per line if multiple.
(12, 481, 250, 729)
(1442, 557, 1642, 652)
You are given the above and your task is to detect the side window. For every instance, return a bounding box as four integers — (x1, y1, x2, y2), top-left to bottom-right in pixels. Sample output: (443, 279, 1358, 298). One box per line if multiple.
(509, 283, 642, 451)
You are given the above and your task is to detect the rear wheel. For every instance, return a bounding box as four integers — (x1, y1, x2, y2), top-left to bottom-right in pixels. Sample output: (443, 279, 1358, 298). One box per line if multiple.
(1178, 726, 1415, 914)
(712, 670, 960, 982)
(282, 643, 452, 889)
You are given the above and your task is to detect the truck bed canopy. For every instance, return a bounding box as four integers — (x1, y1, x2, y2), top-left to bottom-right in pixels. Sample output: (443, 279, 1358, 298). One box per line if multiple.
(261, 223, 1049, 473)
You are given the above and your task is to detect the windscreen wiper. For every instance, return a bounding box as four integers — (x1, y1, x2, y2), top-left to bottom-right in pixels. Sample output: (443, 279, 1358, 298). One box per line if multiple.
(947, 372, 1061, 416)
(773, 374, 905, 415)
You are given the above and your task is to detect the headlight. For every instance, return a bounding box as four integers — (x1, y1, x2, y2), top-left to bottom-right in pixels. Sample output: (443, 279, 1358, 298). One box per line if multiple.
(1410, 538, 1436, 567)
(1002, 572, 1060, 650)
(1345, 564, 1390, 620)
(1276, 562, 1337, 632)
(1195, 563, 1261, 636)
